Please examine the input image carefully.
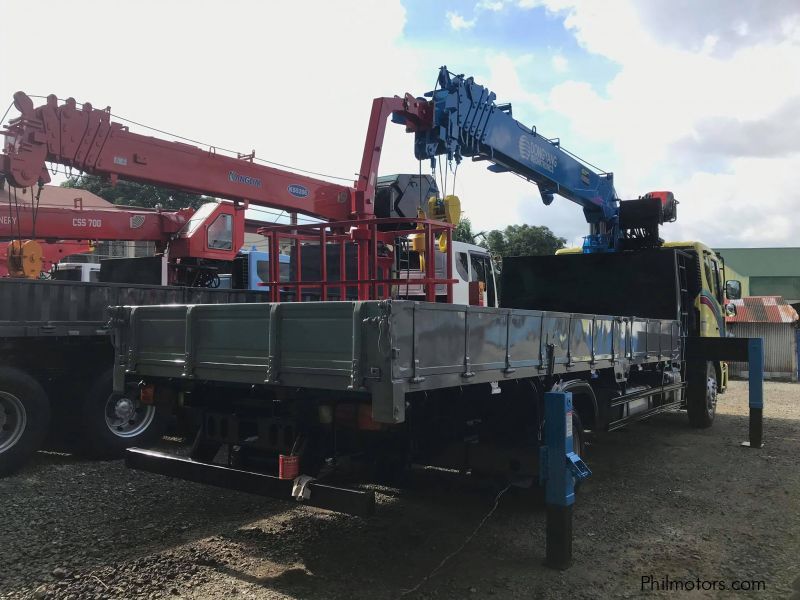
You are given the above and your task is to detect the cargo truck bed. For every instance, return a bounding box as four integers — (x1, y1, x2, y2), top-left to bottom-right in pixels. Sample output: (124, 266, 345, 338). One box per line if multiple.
(112, 300, 681, 423)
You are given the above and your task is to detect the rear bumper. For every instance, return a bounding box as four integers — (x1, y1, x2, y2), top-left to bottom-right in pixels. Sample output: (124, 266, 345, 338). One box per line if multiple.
(125, 448, 375, 517)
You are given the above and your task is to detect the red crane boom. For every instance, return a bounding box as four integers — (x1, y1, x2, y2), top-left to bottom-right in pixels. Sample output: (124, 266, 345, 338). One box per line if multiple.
(2, 93, 432, 222)
(0, 202, 194, 241)
(1, 90, 447, 297)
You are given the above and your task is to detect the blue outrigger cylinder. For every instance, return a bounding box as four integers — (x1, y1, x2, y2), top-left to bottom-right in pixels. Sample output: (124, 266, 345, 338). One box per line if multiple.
(744, 338, 764, 448)
(540, 391, 592, 569)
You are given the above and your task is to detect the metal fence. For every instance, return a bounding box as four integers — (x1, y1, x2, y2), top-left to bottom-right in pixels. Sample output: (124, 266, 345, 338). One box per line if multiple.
(729, 323, 799, 381)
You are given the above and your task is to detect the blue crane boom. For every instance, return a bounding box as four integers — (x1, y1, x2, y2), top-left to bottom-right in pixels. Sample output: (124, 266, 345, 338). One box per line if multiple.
(403, 67, 675, 252)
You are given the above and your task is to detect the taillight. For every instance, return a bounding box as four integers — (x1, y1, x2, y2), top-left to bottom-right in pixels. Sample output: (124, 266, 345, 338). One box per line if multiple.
(139, 385, 155, 405)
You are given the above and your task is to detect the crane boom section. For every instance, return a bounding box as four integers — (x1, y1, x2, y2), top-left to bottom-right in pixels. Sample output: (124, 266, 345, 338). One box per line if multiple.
(2, 93, 355, 221)
(413, 68, 620, 250)
(0, 205, 192, 241)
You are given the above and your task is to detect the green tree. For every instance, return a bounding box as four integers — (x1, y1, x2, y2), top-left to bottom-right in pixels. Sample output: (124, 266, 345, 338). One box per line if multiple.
(62, 175, 208, 210)
(453, 217, 478, 243)
(483, 224, 566, 257)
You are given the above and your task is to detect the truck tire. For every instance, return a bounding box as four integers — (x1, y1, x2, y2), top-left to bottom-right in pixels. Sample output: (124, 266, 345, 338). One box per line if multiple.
(0, 367, 50, 477)
(687, 361, 717, 429)
(571, 411, 585, 458)
(79, 369, 168, 458)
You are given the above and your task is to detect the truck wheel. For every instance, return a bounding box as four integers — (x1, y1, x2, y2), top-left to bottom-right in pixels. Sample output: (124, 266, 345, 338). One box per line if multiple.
(569, 411, 585, 457)
(0, 367, 50, 477)
(687, 362, 717, 429)
(570, 412, 586, 492)
(80, 369, 168, 458)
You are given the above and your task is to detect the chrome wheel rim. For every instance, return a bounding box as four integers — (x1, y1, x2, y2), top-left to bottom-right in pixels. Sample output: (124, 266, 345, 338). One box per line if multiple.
(104, 395, 156, 438)
(0, 391, 27, 453)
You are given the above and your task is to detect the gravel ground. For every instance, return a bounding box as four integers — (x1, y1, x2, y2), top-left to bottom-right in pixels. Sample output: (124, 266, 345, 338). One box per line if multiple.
(1, 380, 799, 599)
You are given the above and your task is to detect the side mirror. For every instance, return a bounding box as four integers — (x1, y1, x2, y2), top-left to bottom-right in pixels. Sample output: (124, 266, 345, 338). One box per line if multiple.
(724, 303, 737, 317)
(725, 279, 742, 300)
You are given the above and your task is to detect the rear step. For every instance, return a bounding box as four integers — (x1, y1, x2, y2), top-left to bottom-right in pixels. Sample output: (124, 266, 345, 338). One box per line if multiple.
(125, 448, 375, 517)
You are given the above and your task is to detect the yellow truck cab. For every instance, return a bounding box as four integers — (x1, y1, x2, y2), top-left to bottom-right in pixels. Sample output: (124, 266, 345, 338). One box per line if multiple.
(556, 240, 738, 397)
(663, 241, 731, 391)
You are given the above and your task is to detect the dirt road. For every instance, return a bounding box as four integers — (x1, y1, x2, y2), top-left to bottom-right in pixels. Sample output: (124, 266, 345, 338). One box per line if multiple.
(1, 381, 798, 599)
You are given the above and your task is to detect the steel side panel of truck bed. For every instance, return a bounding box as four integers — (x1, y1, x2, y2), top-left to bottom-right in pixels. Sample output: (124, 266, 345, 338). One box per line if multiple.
(0, 278, 266, 337)
(113, 300, 680, 424)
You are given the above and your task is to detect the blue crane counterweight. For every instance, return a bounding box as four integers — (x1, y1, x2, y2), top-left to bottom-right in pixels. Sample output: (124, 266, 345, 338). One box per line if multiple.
(404, 67, 675, 252)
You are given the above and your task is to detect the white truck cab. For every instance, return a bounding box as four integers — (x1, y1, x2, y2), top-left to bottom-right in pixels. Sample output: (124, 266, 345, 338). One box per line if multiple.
(451, 241, 498, 307)
(50, 262, 101, 282)
(395, 240, 499, 307)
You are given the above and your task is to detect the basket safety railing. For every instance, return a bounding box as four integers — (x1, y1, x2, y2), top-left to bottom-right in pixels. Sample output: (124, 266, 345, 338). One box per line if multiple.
(257, 217, 456, 303)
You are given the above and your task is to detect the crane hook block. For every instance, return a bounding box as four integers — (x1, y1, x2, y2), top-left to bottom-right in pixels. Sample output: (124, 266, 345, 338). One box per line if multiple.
(427, 195, 461, 225)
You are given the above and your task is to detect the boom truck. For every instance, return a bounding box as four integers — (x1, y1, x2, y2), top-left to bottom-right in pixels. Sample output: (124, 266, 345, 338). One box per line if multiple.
(1, 68, 735, 516)
(0, 89, 493, 475)
(0, 190, 279, 475)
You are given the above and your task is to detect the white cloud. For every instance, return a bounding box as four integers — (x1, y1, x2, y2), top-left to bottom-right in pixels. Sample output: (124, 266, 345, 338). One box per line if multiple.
(1, 1, 431, 215)
(3, 0, 794, 248)
(517, 0, 800, 246)
(484, 53, 548, 113)
(551, 53, 569, 72)
(672, 156, 800, 247)
(734, 20, 750, 37)
(477, 0, 507, 11)
(672, 97, 800, 160)
(447, 11, 477, 31)
(517, 0, 575, 12)
(448, 0, 513, 31)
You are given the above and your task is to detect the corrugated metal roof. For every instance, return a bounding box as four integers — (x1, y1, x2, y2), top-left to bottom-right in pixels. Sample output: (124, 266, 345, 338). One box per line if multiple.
(12, 185, 117, 209)
(726, 296, 799, 324)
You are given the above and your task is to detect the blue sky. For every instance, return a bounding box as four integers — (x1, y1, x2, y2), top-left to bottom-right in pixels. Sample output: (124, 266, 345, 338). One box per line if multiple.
(402, 0, 619, 89)
(404, 1, 571, 53)
(392, 0, 800, 247)
(400, 0, 621, 170)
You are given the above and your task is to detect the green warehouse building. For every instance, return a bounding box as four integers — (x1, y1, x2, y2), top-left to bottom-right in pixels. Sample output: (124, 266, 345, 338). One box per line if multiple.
(715, 247, 800, 305)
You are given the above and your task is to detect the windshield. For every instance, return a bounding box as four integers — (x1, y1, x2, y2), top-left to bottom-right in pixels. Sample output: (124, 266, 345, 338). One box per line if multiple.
(207, 213, 232, 250)
(179, 202, 218, 238)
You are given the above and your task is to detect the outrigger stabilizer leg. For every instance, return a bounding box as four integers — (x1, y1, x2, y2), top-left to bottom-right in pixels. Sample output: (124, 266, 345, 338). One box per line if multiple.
(742, 337, 764, 449)
(540, 391, 592, 569)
